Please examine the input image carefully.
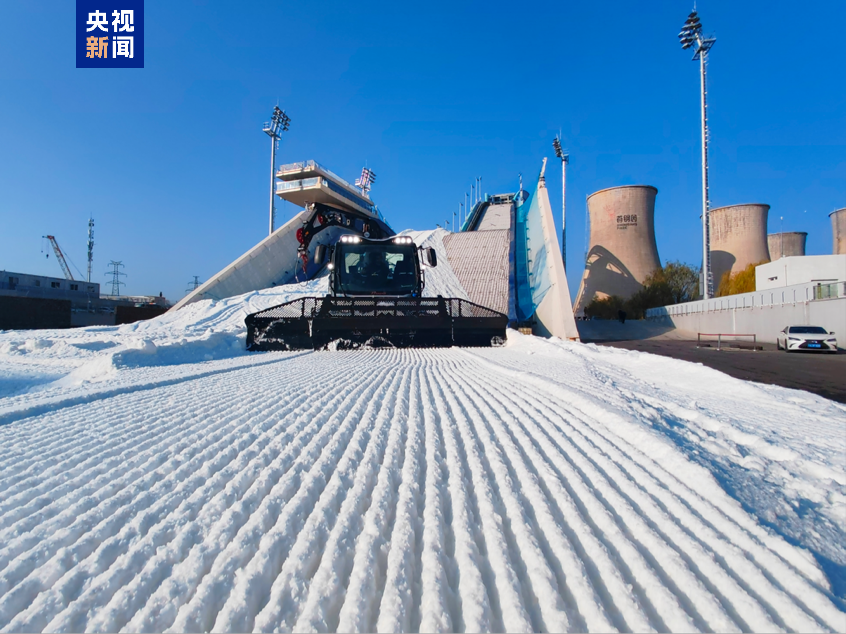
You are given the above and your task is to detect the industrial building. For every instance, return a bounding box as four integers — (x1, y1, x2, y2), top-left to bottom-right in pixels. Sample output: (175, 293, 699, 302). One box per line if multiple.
(1, 270, 99, 301)
(0, 270, 167, 329)
(767, 231, 807, 259)
(756, 255, 846, 291)
(709, 203, 770, 288)
(573, 185, 661, 316)
(832, 208, 846, 255)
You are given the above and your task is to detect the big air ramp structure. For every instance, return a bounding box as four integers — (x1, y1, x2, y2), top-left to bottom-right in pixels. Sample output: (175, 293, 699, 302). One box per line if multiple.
(709, 203, 770, 288)
(449, 169, 580, 340)
(832, 208, 846, 255)
(574, 185, 661, 316)
(173, 161, 392, 310)
(768, 232, 807, 259)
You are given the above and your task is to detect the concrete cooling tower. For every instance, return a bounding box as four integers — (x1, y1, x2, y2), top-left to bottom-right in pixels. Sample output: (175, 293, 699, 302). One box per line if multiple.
(831, 208, 846, 255)
(709, 204, 770, 287)
(574, 185, 660, 315)
(768, 232, 807, 259)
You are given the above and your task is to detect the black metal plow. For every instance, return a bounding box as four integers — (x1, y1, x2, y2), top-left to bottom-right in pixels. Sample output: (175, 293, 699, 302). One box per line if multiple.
(245, 297, 509, 350)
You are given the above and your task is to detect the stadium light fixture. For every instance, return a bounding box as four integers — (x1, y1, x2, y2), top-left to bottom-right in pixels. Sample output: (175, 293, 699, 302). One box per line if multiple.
(355, 167, 377, 195)
(263, 106, 291, 235)
(678, 10, 716, 299)
(552, 136, 570, 270)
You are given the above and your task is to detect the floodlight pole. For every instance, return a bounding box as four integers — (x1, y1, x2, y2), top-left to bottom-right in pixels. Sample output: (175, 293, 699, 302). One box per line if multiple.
(680, 10, 716, 299)
(263, 106, 289, 236)
(699, 46, 714, 298)
(553, 137, 569, 270)
(561, 154, 568, 271)
(268, 133, 278, 235)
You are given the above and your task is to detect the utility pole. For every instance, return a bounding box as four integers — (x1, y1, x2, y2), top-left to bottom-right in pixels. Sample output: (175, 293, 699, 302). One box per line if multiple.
(263, 106, 290, 235)
(679, 10, 716, 299)
(86, 215, 94, 283)
(105, 261, 126, 296)
(553, 136, 569, 271)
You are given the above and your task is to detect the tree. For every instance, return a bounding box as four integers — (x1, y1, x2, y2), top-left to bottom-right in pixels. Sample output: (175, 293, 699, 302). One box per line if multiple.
(581, 261, 701, 320)
(642, 261, 700, 304)
(625, 282, 675, 319)
(584, 295, 626, 320)
(625, 261, 701, 318)
(716, 261, 764, 296)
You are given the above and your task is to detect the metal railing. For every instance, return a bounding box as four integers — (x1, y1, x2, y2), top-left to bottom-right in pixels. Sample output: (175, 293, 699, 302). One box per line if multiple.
(275, 177, 378, 215)
(277, 160, 372, 203)
(815, 281, 846, 300)
(697, 332, 757, 351)
(276, 177, 321, 192)
(277, 159, 324, 174)
(647, 280, 846, 319)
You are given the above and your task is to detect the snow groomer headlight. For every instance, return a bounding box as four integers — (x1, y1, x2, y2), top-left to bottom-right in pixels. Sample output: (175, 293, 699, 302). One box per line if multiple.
(392, 236, 414, 244)
(340, 235, 362, 243)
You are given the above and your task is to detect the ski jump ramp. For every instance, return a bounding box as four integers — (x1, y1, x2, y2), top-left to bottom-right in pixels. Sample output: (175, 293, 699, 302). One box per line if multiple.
(454, 170, 579, 340)
(173, 160, 579, 342)
(173, 161, 386, 311)
(171, 211, 348, 311)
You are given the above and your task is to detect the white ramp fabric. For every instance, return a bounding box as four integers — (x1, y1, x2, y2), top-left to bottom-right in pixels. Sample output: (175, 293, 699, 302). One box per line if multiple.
(476, 203, 512, 231)
(533, 184, 580, 340)
(443, 230, 511, 315)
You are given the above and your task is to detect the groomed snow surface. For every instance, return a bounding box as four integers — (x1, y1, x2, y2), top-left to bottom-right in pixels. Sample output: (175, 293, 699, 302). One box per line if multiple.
(1, 230, 844, 633)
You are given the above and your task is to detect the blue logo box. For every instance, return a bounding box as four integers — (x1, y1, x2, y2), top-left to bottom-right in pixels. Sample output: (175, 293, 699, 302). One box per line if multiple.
(76, 1, 144, 68)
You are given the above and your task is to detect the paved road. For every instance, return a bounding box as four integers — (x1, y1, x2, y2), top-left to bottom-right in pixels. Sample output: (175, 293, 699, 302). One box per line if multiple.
(593, 339, 846, 404)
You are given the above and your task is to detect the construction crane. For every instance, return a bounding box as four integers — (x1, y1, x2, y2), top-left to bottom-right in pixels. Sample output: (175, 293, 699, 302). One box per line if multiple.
(43, 235, 74, 280)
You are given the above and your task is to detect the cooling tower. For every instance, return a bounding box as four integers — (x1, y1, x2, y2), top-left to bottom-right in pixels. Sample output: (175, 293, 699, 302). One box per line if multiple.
(767, 232, 807, 259)
(832, 208, 846, 255)
(574, 185, 660, 315)
(709, 203, 770, 288)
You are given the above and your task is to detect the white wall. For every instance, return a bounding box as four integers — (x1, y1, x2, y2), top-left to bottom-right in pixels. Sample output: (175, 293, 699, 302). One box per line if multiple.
(648, 283, 846, 345)
(756, 254, 846, 291)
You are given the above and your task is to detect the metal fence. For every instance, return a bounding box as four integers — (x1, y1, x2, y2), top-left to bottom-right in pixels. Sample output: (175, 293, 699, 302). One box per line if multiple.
(815, 281, 846, 300)
(647, 280, 846, 319)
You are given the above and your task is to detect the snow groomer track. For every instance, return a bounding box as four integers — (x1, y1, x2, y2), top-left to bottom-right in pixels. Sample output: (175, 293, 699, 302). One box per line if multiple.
(1, 337, 844, 632)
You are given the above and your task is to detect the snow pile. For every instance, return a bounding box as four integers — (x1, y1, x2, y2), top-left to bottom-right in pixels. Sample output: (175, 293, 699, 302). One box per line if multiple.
(0, 229, 844, 632)
(0, 229, 465, 398)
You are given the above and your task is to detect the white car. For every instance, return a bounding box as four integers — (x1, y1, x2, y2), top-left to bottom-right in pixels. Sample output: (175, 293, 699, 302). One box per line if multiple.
(776, 325, 838, 353)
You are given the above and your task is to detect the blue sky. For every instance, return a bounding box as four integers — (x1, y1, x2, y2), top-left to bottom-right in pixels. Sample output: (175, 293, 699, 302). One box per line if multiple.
(1, 0, 843, 302)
